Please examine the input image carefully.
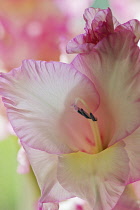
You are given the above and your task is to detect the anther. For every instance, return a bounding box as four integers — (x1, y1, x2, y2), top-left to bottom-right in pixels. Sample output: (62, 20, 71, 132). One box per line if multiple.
(90, 113, 97, 121)
(80, 109, 91, 119)
(75, 106, 97, 121)
(77, 108, 90, 119)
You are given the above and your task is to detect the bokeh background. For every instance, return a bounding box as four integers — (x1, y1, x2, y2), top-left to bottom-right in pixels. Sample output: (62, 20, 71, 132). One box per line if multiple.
(0, 0, 140, 209)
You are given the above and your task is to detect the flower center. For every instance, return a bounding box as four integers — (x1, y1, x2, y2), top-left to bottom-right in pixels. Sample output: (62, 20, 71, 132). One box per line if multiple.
(73, 98, 103, 154)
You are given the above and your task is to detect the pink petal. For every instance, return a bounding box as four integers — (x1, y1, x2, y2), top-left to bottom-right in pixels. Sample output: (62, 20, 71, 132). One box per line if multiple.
(57, 142, 129, 210)
(113, 184, 140, 210)
(132, 181, 140, 200)
(23, 143, 73, 206)
(116, 19, 140, 42)
(89, 8, 114, 33)
(83, 7, 120, 30)
(83, 7, 101, 30)
(66, 34, 95, 54)
(38, 202, 59, 210)
(0, 60, 99, 154)
(72, 30, 140, 147)
(123, 128, 140, 184)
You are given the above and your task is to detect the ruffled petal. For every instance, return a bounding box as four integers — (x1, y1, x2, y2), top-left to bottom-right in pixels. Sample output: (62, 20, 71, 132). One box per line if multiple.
(123, 128, 140, 184)
(66, 34, 95, 54)
(0, 60, 99, 154)
(23, 143, 73, 205)
(57, 142, 129, 210)
(89, 8, 114, 33)
(83, 7, 101, 30)
(72, 30, 140, 147)
(67, 7, 120, 54)
(66, 8, 99, 54)
(83, 7, 120, 30)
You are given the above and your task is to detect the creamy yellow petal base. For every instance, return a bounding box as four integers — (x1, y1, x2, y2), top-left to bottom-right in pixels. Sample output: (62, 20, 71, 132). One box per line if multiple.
(57, 142, 129, 210)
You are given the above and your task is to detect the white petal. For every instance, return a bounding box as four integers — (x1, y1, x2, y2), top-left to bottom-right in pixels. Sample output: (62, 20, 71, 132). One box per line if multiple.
(0, 60, 99, 154)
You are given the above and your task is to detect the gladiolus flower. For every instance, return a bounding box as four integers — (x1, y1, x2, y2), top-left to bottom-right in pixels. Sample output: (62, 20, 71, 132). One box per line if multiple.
(0, 7, 140, 210)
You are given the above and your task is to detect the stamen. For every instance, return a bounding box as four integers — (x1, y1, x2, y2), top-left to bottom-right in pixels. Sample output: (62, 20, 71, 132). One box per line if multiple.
(73, 98, 103, 153)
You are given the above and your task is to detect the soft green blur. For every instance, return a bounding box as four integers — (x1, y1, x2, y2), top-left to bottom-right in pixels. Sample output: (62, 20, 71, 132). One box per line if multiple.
(93, 0, 109, 8)
(0, 136, 40, 210)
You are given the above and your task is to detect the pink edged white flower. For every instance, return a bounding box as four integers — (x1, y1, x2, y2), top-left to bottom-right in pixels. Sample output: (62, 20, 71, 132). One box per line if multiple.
(0, 7, 140, 210)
